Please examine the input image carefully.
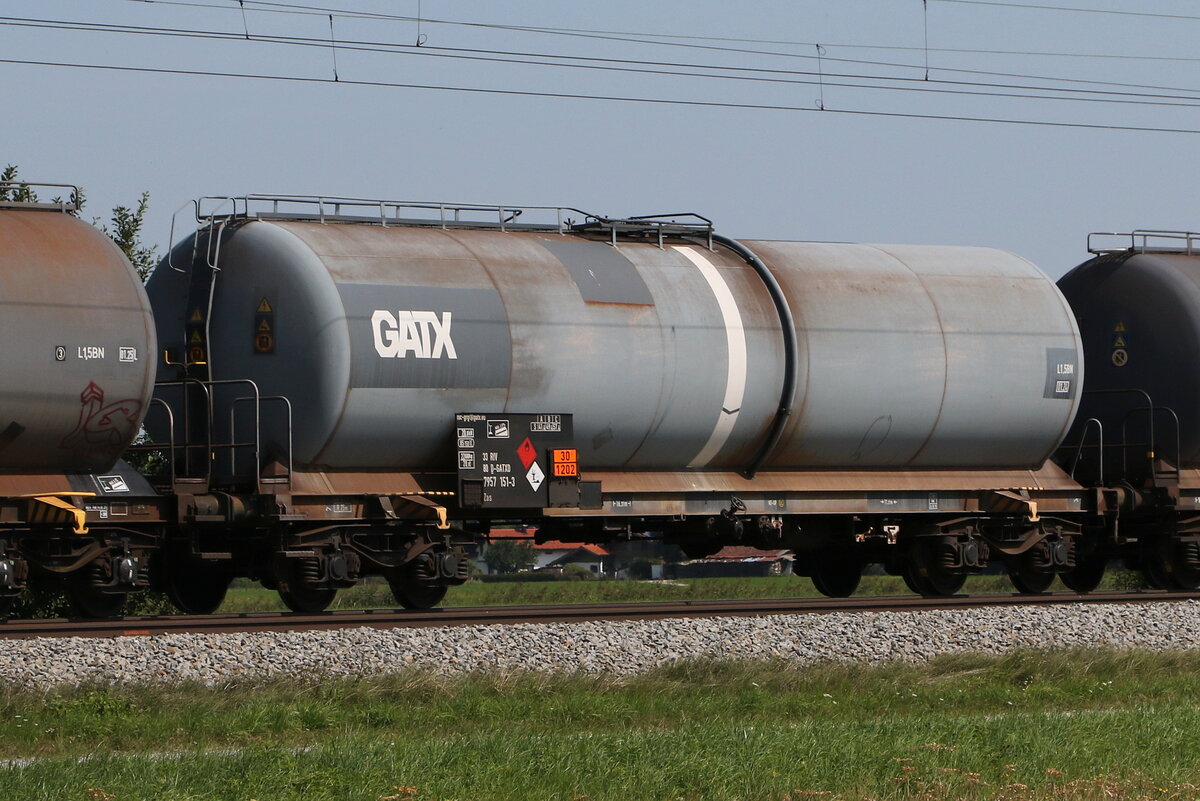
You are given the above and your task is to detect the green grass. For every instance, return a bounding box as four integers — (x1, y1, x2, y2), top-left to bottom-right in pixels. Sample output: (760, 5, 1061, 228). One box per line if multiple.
(1, 650, 1199, 799)
(212, 570, 1148, 614)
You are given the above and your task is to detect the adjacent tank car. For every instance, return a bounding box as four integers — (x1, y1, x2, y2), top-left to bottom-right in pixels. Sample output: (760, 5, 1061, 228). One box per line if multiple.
(2, 181, 1197, 617)
(1054, 231, 1200, 591)
(0, 184, 158, 616)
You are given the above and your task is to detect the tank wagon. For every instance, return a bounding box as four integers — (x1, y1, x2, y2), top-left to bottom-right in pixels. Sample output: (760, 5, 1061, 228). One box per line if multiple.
(2, 181, 1196, 618)
(141, 193, 1091, 608)
(0, 184, 160, 616)
(1054, 231, 1200, 591)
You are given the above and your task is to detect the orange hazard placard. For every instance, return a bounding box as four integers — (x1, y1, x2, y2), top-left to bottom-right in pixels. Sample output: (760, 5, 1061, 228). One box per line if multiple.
(552, 449, 578, 464)
(553, 462, 578, 477)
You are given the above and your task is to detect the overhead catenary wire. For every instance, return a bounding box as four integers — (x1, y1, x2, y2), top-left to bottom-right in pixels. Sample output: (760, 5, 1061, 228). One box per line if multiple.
(5, 55, 1200, 135)
(17, 2, 1200, 133)
(932, 0, 1200, 23)
(112, 0, 1200, 65)
(125, 10, 1200, 97)
(9, 15, 1200, 108)
(80, 2, 1200, 99)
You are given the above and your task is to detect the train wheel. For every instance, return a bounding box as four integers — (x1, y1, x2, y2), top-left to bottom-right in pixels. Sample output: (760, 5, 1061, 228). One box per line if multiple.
(901, 568, 930, 596)
(67, 578, 127, 619)
(1140, 534, 1179, 590)
(923, 573, 966, 596)
(1061, 555, 1106, 593)
(810, 556, 862, 598)
(165, 564, 231, 615)
(278, 584, 336, 614)
(902, 568, 965, 596)
(274, 557, 336, 613)
(1173, 539, 1200, 591)
(1141, 534, 1200, 591)
(1008, 565, 1055, 594)
(388, 574, 448, 610)
(902, 539, 966, 597)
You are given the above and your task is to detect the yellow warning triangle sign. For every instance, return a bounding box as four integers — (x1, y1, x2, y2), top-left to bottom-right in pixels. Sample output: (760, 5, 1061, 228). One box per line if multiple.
(189, 308, 203, 323)
(257, 298, 272, 313)
(1114, 322, 1126, 332)
(258, 319, 271, 332)
(190, 330, 204, 343)
(1113, 335, 1126, 348)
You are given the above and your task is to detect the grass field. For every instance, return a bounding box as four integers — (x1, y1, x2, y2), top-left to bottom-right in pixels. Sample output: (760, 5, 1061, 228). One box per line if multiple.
(210, 570, 1148, 614)
(1, 649, 1197, 800)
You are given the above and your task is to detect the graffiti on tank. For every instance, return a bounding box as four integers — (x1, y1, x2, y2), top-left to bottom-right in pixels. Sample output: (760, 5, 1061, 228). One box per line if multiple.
(60, 382, 143, 450)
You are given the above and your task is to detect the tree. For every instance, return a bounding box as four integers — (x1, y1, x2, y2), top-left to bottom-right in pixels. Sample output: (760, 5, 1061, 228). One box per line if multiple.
(0, 165, 38, 203)
(2, 164, 156, 279)
(483, 540, 537, 574)
(102, 192, 157, 280)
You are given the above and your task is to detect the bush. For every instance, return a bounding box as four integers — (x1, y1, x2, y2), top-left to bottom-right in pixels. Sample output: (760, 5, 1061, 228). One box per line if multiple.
(561, 564, 597, 581)
(1107, 568, 1152, 591)
(483, 540, 537, 574)
(7, 586, 175, 619)
(8, 585, 72, 619)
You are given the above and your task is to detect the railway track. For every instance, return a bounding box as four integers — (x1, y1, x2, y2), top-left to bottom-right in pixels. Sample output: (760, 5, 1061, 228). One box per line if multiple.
(1, 590, 1198, 640)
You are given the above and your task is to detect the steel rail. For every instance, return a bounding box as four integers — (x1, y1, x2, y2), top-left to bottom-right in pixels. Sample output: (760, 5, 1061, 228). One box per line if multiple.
(1, 590, 1198, 640)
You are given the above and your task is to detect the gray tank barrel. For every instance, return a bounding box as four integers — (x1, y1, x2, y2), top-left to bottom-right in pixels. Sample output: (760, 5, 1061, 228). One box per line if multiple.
(0, 205, 156, 472)
(147, 214, 1081, 473)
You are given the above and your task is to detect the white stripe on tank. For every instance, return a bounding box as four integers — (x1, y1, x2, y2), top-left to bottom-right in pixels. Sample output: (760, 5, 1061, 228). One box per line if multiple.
(674, 245, 747, 469)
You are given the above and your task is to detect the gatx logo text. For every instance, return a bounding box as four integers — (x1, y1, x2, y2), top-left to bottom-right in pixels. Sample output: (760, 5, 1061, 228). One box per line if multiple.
(371, 310, 458, 359)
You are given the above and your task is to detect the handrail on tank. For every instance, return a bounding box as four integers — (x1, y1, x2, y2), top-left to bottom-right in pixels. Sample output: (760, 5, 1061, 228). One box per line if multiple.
(222, 381, 261, 481)
(264, 395, 294, 490)
(229, 394, 294, 493)
(1121, 405, 1182, 484)
(126, 398, 177, 488)
(186, 194, 719, 242)
(1066, 417, 1104, 484)
(0, 181, 82, 211)
(1087, 230, 1200, 255)
(154, 378, 214, 483)
(1073, 388, 1157, 480)
(191, 194, 608, 234)
(168, 198, 235, 273)
(153, 377, 269, 488)
(205, 379, 264, 484)
(166, 200, 197, 272)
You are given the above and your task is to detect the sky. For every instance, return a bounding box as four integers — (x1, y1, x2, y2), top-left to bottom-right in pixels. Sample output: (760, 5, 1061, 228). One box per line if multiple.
(4, 0, 1200, 277)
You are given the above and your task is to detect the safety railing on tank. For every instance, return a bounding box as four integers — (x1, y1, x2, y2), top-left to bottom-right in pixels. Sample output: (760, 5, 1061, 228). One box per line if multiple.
(182, 194, 716, 247)
(148, 377, 293, 492)
(1062, 388, 1182, 486)
(1065, 417, 1104, 484)
(0, 181, 82, 212)
(126, 398, 178, 489)
(229, 395, 294, 493)
(194, 194, 596, 233)
(168, 198, 235, 272)
(1122, 404, 1182, 485)
(1088, 230, 1200, 255)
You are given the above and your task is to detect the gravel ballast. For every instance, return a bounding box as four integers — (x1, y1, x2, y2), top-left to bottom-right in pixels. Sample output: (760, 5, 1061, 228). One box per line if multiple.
(2, 601, 1199, 688)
